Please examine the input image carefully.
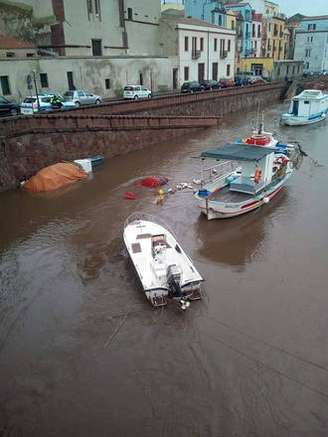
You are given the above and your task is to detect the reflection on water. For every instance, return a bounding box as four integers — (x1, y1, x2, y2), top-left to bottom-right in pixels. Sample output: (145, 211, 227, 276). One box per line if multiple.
(0, 104, 328, 437)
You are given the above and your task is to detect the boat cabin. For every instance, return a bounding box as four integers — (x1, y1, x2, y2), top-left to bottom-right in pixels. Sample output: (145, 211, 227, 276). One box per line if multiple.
(201, 144, 276, 195)
(288, 90, 328, 119)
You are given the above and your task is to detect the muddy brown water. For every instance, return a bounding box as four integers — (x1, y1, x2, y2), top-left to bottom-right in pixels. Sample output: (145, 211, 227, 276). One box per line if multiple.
(0, 103, 328, 437)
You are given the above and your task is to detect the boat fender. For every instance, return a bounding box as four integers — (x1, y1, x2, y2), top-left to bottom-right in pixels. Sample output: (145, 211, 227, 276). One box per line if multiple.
(263, 197, 270, 204)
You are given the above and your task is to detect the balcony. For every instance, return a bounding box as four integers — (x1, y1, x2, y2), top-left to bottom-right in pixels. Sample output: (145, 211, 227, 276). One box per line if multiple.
(192, 49, 201, 60)
(220, 50, 228, 59)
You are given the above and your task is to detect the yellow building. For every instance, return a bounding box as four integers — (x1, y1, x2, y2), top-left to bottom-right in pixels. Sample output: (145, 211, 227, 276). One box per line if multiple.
(240, 57, 303, 80)
(263, 1, 287, 60)
(226, 11, 237, 31)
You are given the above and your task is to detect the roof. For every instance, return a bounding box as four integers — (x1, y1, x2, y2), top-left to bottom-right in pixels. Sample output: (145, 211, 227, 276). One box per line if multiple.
(301, 15, 328, 21)
(166, 15, 234, 31)
(201, 144, 275, 162)
(224, 2, 250, 7)
(0, 34, 35, 49)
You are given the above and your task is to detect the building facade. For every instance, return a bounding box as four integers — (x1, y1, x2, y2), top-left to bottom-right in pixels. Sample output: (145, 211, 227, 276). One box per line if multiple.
(294, 16, 328, 73)
(0, 0, 176, 100)
(160, 12, 236, 87)
(240, 57, 303, 79)
(250, 12, 262, 57)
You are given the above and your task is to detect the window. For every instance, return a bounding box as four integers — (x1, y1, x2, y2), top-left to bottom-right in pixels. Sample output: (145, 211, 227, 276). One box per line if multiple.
(226, 64, 231, 76)
(118, 0, 124, 26)
(257, 24, 261, 38)
(6, 52, 15, 57)
(214, 38, 217, 51)
(218, 15, 222, 26)
(313, 24, 316, 30)
(92, 39, 102, 56)
(200, 37, 204, 51)
(212, 62, 218, 81)
(277, 67, 281, 77)
(286, 66, 289, 74)
(220, 39, 225, 56)
(269, 23, 271, 32)
(184, 66, 189, 81)
(252, 23, 255, 37)
(105, 78, 111, 89)
(139, 73, 143, 85)
(87, 0, 93, 15)
(184, 36, 189, 51)
(227, 39, 231, 52)
(0, 76, 10, 95)
(67, 71, 74, 90)
(192, 36, 197, 52)
(211, 12, 215, 24)
(127, 7, 133, 20)
(94, 0, 101, 18)
(40, 73, 49, 88)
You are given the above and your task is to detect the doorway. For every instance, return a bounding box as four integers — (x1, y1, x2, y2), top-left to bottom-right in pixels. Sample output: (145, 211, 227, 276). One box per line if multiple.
(172, 68, 178, 90)
(198, 63, 205, 82)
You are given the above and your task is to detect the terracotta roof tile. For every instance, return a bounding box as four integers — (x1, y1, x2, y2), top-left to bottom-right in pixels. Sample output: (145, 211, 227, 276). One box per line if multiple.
(0, 34, 35, 49)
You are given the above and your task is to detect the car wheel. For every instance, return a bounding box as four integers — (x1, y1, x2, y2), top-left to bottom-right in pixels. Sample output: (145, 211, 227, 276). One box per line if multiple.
(95, 99, 101, 105)
(148, 94, 152, 99)
(10, 108, 18, 116)
(75, 101, 81, 107)
(134, 95, 139, 100)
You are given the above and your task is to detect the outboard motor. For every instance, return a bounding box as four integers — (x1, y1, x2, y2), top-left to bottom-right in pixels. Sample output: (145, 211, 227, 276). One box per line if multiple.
(167, 265, 190, 310)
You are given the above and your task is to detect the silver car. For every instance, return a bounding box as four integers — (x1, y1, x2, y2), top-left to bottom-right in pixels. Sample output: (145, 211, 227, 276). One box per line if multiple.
(63, 89, 102, 107)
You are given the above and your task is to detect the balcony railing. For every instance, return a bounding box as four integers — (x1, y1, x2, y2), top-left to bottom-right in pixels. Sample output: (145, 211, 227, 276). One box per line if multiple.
(220, 50, 228, 59)
(192, 49, 201, 60)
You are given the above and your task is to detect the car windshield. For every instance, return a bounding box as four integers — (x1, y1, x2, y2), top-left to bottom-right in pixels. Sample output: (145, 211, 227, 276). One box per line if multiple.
(64, 92, 74, 98)
(124, 86, 134, 91)
(23, 97, 36, 103)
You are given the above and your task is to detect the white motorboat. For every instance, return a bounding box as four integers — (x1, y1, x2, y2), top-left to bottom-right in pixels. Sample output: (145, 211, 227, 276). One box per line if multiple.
(123, 214, 203, 310)
(194, 143, 296, 220)
(281, 89, 328, 126)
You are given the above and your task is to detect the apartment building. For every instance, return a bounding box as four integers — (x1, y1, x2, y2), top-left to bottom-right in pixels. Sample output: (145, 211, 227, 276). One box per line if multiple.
(0, 0, 173, 100)
(294, 16, 328, 73)
(160, 11, 236, 87)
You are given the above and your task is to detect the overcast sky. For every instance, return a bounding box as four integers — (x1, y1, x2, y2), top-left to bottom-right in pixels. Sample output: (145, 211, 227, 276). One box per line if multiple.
(276, 0, 327, 16)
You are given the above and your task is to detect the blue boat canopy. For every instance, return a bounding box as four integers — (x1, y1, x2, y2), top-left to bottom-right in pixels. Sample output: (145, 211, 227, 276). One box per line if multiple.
(201, 143, 276, 162)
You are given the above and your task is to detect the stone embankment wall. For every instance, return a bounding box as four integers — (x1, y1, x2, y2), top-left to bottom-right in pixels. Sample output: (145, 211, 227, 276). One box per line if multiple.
(73, 82, 287, 117)
(0, 82, 289, 192)
(0, 114, 217, 191)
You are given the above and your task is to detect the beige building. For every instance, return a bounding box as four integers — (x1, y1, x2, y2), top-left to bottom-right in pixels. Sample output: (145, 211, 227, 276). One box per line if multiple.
(0, 0, 174, 100)
(160, 12, 236, 88)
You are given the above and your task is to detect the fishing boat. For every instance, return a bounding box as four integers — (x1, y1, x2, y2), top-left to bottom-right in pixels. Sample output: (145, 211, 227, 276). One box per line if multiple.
(123, 214, 203, 310)
(194, 143, 295, 220)
(281, 89, 328, 126)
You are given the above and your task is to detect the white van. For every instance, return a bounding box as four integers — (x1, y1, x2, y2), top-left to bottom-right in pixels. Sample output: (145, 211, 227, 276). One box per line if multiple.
(123, 85, 152, 100)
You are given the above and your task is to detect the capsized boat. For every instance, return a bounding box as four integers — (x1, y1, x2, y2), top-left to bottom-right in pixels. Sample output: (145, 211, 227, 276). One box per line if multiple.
(194, 143, 296, 220)
(74, 154, 104, 173)
(123, 214, 203, 310)
(281, 89, 328, 126)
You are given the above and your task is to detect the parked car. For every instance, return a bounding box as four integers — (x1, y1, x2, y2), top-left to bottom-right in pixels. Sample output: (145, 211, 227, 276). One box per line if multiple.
(123, 85, 152, 100)
(63, 89, 102, 106)
(249, 76, 267, 85)
(20, 94, 76, 115)
(199, 80, 220, 90)
(0, 96, 20, 117)
(181, 81, 203, 93)
(218, 79, 235, 88)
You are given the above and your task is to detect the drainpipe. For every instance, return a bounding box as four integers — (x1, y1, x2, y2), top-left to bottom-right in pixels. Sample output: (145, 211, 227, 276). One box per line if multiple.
(207, 30, 210, 80)
(32, 70, 40, 112)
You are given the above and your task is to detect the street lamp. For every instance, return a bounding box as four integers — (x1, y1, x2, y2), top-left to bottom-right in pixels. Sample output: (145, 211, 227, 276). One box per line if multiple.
(31, 70, 40, 111)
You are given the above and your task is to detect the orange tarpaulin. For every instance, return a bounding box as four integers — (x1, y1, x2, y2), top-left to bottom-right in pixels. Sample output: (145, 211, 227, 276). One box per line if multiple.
(24, 162, 88, 193)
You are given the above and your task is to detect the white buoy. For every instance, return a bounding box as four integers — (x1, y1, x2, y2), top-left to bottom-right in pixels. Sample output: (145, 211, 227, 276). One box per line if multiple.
(263, 197, 270, 204)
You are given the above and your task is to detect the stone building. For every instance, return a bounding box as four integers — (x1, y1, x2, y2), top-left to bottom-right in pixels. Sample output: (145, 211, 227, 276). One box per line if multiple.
(0, 0, 174, 100)
(294, 16, 328, 73)
(160, 11, 236, 87)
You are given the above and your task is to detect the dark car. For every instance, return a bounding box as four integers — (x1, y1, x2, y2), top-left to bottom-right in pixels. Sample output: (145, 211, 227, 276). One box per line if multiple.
(199, 80, 220, 90)
(181, 81, 203, 93)
(0, 96, 20, 117)
(218, 79, 235, 88)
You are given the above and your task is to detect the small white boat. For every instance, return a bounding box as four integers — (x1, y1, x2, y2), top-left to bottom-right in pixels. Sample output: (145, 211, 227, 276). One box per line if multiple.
(281, 89, 328, 126)
(194, 143, 296, 220)
(123, 214, 203, 310)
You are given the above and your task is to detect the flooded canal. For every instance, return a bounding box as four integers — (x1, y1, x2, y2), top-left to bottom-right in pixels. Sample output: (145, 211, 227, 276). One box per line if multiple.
(1, 103, 328, 437)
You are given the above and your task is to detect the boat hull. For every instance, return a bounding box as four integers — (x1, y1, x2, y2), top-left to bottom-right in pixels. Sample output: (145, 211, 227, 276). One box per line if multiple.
(196, 173, 291, 220)
(281, 113, 327, 126)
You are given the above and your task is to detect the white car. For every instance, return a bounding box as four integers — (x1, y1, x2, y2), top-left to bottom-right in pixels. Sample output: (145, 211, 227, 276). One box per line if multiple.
(123, 85, 152, 100)
(20, 94, 76, 115)
(63, 89, 102, 107)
